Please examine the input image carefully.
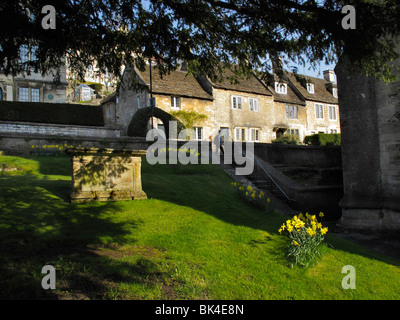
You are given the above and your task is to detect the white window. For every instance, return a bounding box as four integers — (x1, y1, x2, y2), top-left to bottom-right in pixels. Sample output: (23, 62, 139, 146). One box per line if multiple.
(108, 105, 113, 116)
(232, 96, 242, 109)
(275, 82, 287, 94)
(330, 129, 338, 134)
(250, 128, 260, 142)
(194, 127, 203, 140)
(285, 105, 298, 119)
(235, 127, 246, 141)
(315, 104, 324, 119)
(171, 96, 180, 108)
(31, 88, 40, 102)
(137, 96, 141, 109)
(288, 129, 299, 136)
(332, 88, 338, 98)
(19, 87, 29, 102)
(328, 105, 337, 120)
(306, 83, 314, 94)
(249, 98, 258, 112)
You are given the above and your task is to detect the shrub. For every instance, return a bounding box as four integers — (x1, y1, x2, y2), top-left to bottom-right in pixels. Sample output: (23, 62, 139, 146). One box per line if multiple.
(278, 212, 328, 267)
(231, 182, 275, 214)
(304, 133, 341, 146)
(271, 134, 300, 145)
(0, 101, 104, 126)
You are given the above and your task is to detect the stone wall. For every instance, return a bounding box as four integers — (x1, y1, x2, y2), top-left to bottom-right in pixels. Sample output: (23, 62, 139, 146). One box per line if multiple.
(305, 100, 341, 135)
(0, 121, 120, 139)
(0, 134, 148, 156)
(213, 88, 275, 142)
(336, 54, 400, 231)
(272, 101, 307, 141)
(253, 143, 342, 168)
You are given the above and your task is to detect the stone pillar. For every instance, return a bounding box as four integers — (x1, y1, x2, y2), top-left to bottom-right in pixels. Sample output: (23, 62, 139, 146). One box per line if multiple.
(66, 147, 147, 202)
(336, 54, 400, 230)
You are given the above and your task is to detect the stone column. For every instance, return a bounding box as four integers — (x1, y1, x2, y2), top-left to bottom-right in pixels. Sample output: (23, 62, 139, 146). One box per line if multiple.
(336, 54, 400, 230)
(66, 147, 147, 202)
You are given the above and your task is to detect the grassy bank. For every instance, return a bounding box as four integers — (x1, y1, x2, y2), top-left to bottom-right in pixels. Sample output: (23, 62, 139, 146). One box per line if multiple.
(0, 155, 399, 299)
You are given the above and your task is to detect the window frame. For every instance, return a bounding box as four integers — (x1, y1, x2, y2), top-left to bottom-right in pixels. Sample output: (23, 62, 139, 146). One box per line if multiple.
(235, 127, 246, 141)
(249, 98, 258, 112)
(285, 105, 298, 119)
(231, 95, 243, 110)
(171, 96, 180, 109)
(328, 105, 337, 121)
(332, 88, 338, 98)
(194, 127, 203, 141)
(306, 83, 315, 94)
(250, 128, 260, 142)
(18, 87, 29, 102)
(31, 88, 40, 102)
(275, 82, 287, 94)
(315, 103, 324, 119)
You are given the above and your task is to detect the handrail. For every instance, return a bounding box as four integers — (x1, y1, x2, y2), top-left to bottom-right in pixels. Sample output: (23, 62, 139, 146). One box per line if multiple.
(253, 156, 296, 203)
(223, 135, 295, 203)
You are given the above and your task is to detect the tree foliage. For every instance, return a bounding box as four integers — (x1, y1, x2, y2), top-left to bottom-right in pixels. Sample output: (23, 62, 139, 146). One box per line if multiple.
(1, 0, 400, 82)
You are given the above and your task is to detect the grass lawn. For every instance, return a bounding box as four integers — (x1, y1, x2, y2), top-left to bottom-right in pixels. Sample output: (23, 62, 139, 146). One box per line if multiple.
(0, 154, 399, 300)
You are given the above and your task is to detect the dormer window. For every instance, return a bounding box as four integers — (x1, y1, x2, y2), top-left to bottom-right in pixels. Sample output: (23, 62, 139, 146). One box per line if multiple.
(275, 82, 287, 94)
(306, 83, 314, 94)
(332, 88, 338, 98)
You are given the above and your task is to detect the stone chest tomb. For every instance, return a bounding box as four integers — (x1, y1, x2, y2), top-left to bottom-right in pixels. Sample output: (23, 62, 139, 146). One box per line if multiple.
(66, 147, 147, 202)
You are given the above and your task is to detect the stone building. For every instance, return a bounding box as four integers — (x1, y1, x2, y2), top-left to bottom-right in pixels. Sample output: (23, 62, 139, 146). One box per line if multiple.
(103, 62, 341, 143)
(108, 63, 214, 137)
(196, 69, 275, 142)
(261, 73, 308, 142)
(285, 70, 340, 135)
(0, 46, 67, 103)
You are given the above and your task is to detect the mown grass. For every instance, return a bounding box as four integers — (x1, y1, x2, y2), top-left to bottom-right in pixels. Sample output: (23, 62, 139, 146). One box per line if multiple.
(0, 154, 399, 300)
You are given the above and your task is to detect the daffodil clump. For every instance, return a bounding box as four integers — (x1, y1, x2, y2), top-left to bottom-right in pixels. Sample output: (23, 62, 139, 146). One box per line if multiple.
(278, 212, 328, 267)
(231, 182, 275, 214)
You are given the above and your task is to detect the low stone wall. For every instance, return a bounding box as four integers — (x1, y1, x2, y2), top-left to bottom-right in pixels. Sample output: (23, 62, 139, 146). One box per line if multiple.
(254, 156, 343, 220)
(0, 121, 120, 139)
(0, 134, 149, 156)
(253, 143, 342, 168)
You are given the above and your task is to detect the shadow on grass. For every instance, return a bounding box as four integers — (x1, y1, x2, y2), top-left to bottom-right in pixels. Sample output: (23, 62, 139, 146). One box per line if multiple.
(0, 169, 168, 299)
(141, 161, 400, 268)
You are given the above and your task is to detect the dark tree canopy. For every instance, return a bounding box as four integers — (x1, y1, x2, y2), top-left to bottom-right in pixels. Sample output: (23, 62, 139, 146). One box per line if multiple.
(1, 0, 400, 82)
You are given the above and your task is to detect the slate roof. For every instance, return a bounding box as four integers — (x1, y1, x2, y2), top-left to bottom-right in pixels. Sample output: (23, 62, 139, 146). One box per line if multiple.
(209, 68, 272, 96)
(263, 73, 305, 106)
(135, 64, 213, 101)
(285, 72, 338, 104)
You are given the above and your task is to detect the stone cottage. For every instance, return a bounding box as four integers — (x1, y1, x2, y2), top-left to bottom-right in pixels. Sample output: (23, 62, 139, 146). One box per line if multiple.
(285, 70, 340, 135)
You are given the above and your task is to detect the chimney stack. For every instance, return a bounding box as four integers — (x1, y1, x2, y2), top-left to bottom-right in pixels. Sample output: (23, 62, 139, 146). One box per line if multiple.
(323, 70, 335, 83)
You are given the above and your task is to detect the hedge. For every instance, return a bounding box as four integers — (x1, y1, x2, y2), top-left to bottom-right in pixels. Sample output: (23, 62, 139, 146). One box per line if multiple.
(128, 107, 185, 138)
(304, 133, 341, 146)
(271, 134, 300, 145)
(0, 101, 104, 126)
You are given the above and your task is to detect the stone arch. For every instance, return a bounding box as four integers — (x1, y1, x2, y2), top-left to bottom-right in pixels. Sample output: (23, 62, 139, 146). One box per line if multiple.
(127, 107, 186, 138)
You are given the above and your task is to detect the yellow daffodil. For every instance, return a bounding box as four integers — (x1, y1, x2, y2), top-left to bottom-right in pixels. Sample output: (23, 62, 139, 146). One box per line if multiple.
(321, 227, 328, 235)
(319, 212, 324, 217)
(266, 198, 271, 203)
(293, 240, 300, 246)
(307, 227, 316, 237)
